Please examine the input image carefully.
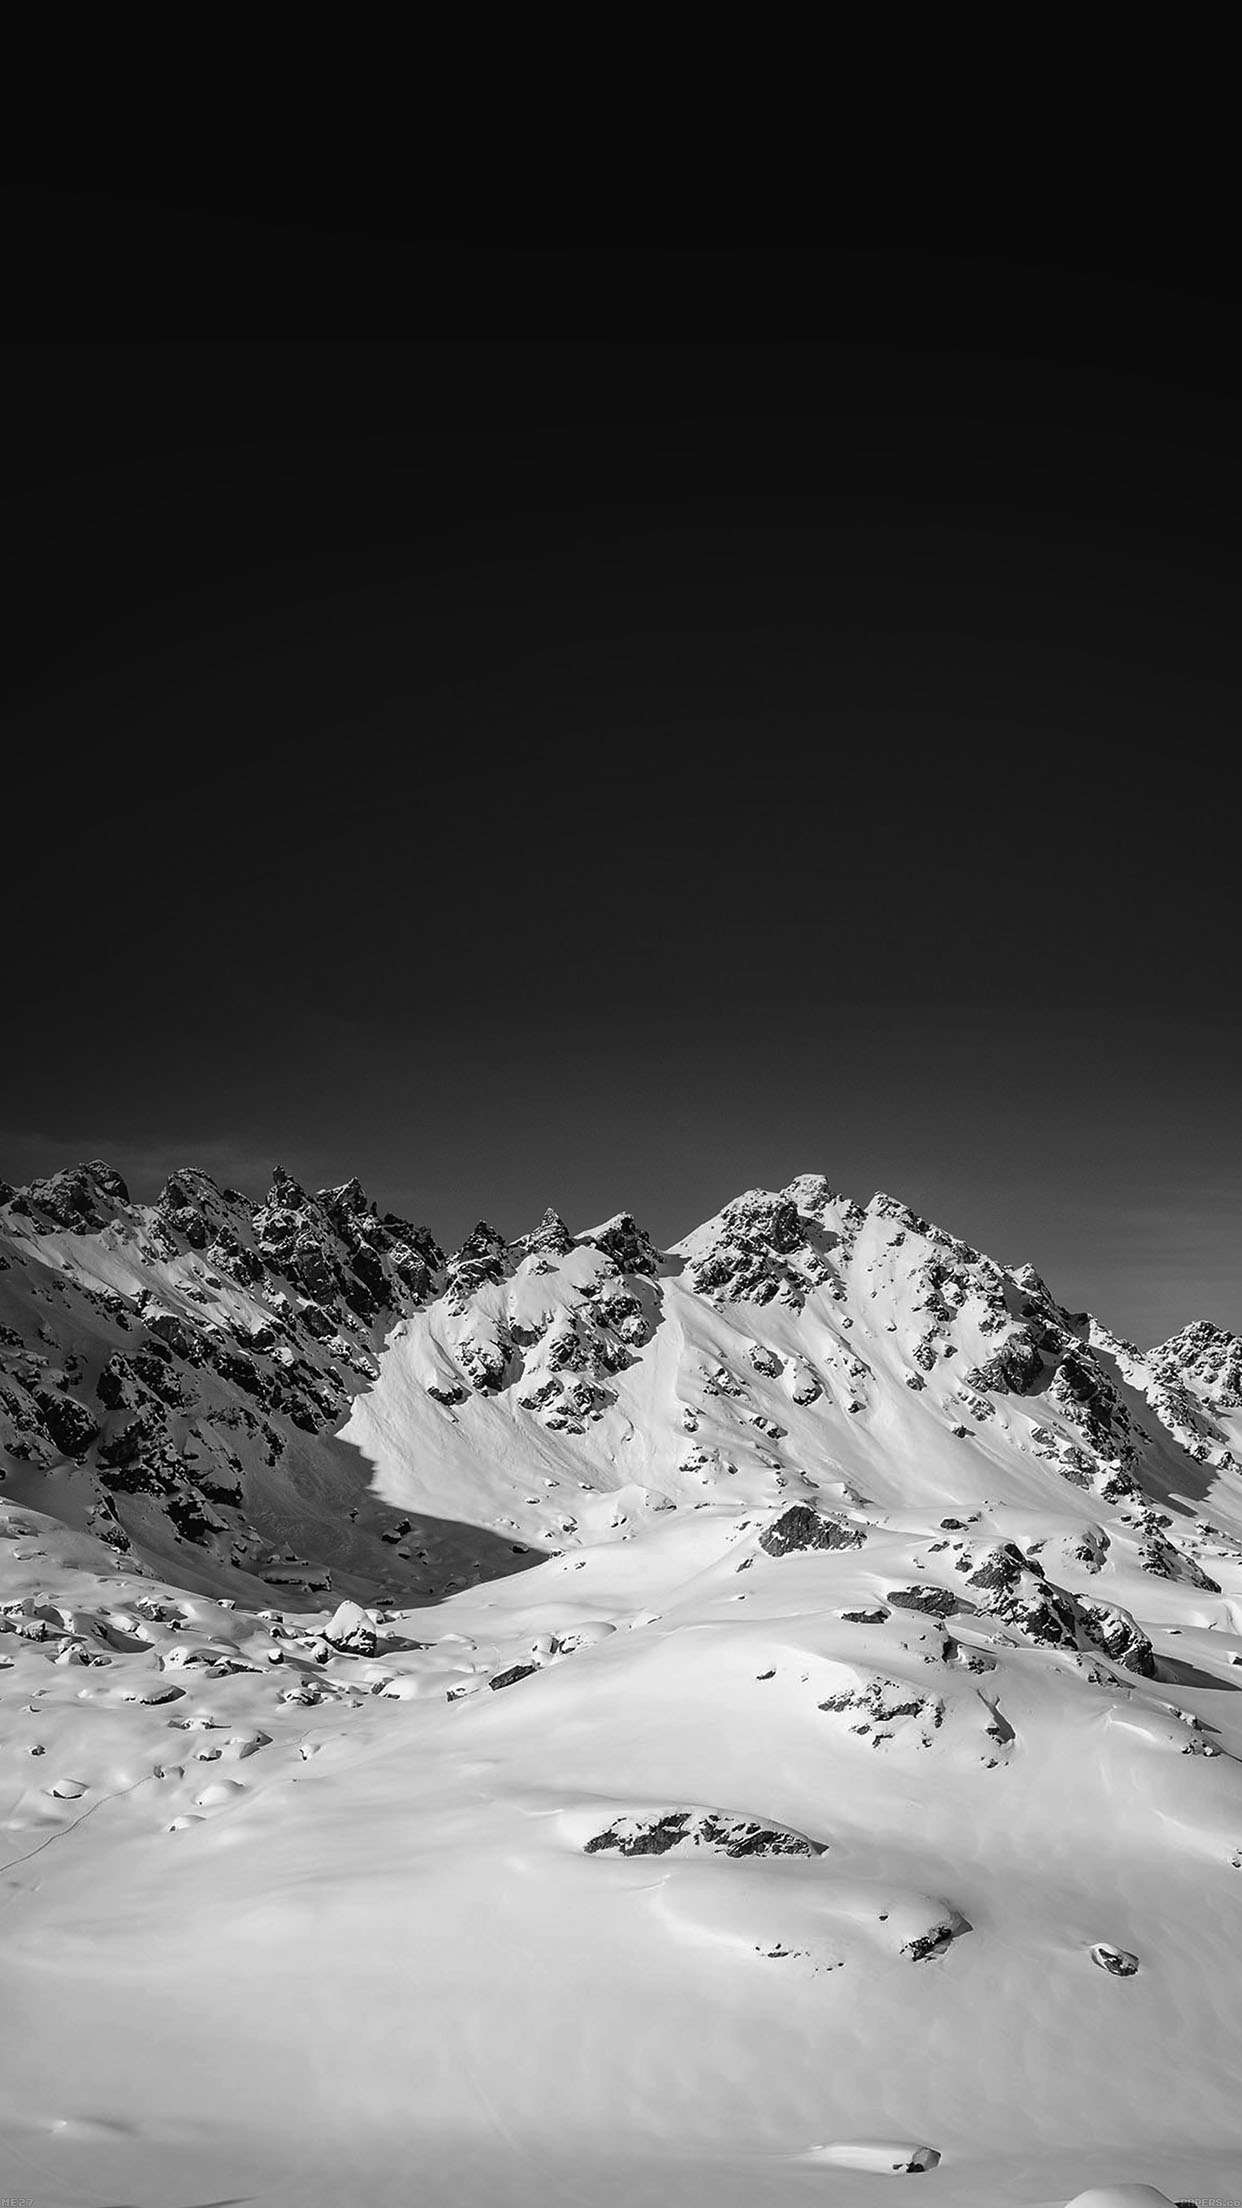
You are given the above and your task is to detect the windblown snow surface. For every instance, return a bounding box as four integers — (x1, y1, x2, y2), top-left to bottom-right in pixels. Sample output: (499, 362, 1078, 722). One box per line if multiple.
(2, 1167, 1241, 2206)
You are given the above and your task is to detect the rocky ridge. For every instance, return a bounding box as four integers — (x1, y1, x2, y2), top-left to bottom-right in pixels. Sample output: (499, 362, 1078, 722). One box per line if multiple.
(3, 1163, 1240, 1634)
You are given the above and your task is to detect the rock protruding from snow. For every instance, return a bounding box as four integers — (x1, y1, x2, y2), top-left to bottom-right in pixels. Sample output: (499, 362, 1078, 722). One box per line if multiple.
(584, 1808, 825, 1858)
(445, 1222, 510, 1309)
(1153, 1318, 1242, 1405)
(324, 1602, 378, 1656)
(676, 1188, 838, 1308)
(1090, 1942, 1139, 1976)
(0, 1158, 455, 1598)
(523, 1207, 575, 1257)
(582, 1212, 662, 1276)
(759, 1505, 866, 1558)
(2, 1159, 132, 1232)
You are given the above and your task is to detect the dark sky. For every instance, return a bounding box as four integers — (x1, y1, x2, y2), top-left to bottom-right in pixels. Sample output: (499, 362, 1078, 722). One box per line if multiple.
(3, 214, 1239, 1344)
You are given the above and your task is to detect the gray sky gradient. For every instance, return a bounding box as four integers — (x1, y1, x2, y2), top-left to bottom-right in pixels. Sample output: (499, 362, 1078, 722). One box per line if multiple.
(3, 241, 1237, 1350)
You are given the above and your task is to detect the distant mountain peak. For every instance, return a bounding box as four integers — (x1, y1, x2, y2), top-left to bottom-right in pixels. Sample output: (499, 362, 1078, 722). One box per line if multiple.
(2, 1156, 1238, 1610)
(1, 1157, 132, 1231)
(581, 1212, 661, 1276)
(524, 1207, 574, 1257)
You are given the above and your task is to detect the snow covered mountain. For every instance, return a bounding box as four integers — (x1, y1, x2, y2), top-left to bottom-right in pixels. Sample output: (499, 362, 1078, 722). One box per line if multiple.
(0, 1160, 536, 1602)
(4, 1163, 1238, 1603)
(2, 1162, 1240, 2207)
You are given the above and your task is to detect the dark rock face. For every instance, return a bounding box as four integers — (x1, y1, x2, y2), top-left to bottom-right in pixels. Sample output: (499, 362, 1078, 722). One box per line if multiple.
(427, 1375, 468, 1407)
(152, 1165, 446, 1328)
(584, 1808, 824, 1858)
(818, 1676, 945, 1738)
(1152, 1319, 1242, 1406)
(455, 1325, 515, 1395)
(685, 1190, 834, 1309)
(9, 1160, 131, 1232)
(524, 1207, 575, 1257)
(903, 1911, 971, 1961)
(585, 1213, 661, 1277)
(31, 1387, 97, 1456)
(964, 1329, 1048, 1396)
(445, 1223, 510, 1309)
(324, 1601, 379, 1656)
(1090, 1942, 1139, 1976)
(759, 1505, 866, 1558)
(886, 1585, 963, 1620)
(940, 1538, 1156, 1674)
(960, 1313, 1140, 1478)
(1076, 1598, 1156, 1676)
(489, 1661, 540, 1691)
(0, 1158, 450, 1589)
(1137, 1521, 1222, 1592)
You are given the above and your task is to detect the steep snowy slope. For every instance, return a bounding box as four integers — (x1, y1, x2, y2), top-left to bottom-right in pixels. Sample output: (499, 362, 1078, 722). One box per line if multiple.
(347, 1173, 1242, 1600)
(2, 1163, 1240, 2207)
(0, 1162, 539, 1604)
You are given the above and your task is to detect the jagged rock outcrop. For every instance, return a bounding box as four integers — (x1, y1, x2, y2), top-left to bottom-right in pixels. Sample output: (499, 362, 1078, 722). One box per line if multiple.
(675, 1180, 856, 1309)
(760, 1505, 866, 1558)
(2, 1158, 1237, 1628)
(584, 1808, 824, 1858)
(0, 1160, 132, 1232)
(583, 1212, 662, 1277)
(445, 1222, 510, 1309)
(523, 1207, 575, 1258)
(0, 1162, 450, 1596)
(682, 1191, 824, 1306)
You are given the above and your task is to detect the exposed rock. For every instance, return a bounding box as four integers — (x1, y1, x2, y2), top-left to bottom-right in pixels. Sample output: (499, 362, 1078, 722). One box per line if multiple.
(446, 1222, 510, 1308)
(31, 1387, 98, 1456)
(523, 1207, 575, 1257)
(760, 1505, 866, 1558)
(886, 1585, 962, 1620)
(584, 1808, 823, 1858)
(681, 1190, 828, 1308)
(6, 1160, 131, 1232)
(324, 1601, 379, 1656)
(1090, 1942, 1139, 1976)
(585, 1213, 661, 1277)
(902, 1906, 971, 1960)
(964, 1326, 1049, 1396)
(819, 1674, 944, 1739)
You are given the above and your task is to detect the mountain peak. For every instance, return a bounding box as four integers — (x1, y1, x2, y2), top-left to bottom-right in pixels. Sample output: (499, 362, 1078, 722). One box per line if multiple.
(264, 1165, 310, 1210)
(1, 1157, 131, 1231)
(582, 1212, 661, 1276)
(319, 1175, 375, 1219)
(524, 1207, 574, 1257)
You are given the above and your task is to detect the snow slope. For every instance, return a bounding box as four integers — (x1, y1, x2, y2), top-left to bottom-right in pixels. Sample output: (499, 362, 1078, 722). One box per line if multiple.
(2, 1166, 1240, 2207)
(0, 1162, 538, 1604)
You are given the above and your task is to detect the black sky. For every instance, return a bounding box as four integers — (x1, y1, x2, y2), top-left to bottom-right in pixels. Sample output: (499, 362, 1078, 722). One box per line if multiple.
(3, 216, 1239, 1343)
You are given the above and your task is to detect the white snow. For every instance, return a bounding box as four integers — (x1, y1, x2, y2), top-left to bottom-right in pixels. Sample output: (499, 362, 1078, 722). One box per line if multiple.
(2, 1169, 1241, 2205)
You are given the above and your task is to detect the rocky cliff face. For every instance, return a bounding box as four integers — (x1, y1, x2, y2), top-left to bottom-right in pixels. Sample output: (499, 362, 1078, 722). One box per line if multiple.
(0, 1163, 479, 1602)
(2, 1161, 1240, 1628)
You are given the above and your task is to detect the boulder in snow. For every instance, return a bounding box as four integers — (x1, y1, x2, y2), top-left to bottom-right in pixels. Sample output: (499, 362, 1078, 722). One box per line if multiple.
(324, 1601, 379, 1656)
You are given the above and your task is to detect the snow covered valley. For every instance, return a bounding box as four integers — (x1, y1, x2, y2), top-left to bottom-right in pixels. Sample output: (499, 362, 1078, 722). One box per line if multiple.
(2, 1165, 1241, 2206)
